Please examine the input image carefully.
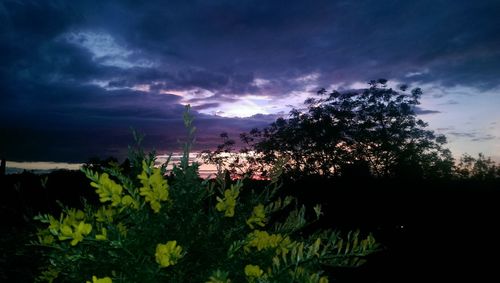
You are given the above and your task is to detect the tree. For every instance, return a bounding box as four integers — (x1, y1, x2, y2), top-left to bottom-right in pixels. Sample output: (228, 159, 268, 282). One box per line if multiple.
(240, 79, 454, 179)
(455, 153, 500, 180)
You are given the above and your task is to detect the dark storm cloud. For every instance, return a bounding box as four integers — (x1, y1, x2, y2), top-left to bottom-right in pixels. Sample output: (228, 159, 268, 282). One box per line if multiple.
(0, 65, 273, 161)
(4, 1, 500, 88)
(1, 0, 499, 161)
(135, 0, 494, 90)
(0, 78, 273, 161)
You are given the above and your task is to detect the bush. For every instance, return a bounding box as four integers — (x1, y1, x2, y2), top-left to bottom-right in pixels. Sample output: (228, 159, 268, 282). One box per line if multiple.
(33, 106, 378, 282)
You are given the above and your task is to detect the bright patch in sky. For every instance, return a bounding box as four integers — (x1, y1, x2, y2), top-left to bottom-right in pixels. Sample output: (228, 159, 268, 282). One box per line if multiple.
(207, 95, 270, 118)
(295, 73, 320, 83)
(63, 31, 153, 68)
(405, 69, 430, 78)
(131, 84, 151, 92)
(159, 88, 216, 104)
(7, 161, 82, 172)
(252, 78, 271, 87)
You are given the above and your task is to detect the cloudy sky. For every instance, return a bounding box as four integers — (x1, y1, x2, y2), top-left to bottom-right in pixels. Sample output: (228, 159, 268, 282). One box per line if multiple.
(1, 0, 499, 163)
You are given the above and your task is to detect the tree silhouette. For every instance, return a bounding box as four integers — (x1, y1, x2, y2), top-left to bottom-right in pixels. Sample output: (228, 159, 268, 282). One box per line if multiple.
(455, 153, 500, 180)
(242, 79, 454, 179)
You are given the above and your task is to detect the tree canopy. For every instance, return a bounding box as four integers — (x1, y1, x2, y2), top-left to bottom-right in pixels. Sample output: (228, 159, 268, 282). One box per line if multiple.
(455, 153, 500, 180)
(234, 79, 454, 179)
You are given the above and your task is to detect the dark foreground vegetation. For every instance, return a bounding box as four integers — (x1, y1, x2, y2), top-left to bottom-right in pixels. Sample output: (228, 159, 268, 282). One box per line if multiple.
(2, 170, 499, 282)
(1, 81, 499, 282)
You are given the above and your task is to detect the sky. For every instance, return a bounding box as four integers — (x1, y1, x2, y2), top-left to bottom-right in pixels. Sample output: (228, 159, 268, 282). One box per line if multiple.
(1, 0, 499, 164)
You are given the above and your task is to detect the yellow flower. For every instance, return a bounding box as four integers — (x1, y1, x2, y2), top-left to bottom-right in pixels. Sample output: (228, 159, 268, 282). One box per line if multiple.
(138, 161, 169, 213)
(58, 224, 73, 241)
(48, 215, 60, 235)
(96, 227, 107, 241)
(275, 236, 293, 257)
(70, 221, 92, 246)
(95, 206, 115, 223)
(244, 264, 263, 278)
(46, 210, 92, 245)
(215, 185, 240, 217)
(155, 241, 183, 268)
(244, 230, 295, 257)
(245, 230, 283, 251)
(246, 204, 266, 229)
(86, 276, 112, 283)
(319, 276, 329, 283)
(66, 209, 85, 222)
(121, 195, 139, 209)
(91, 173, 123, 207)
(57, 209, 86, 230)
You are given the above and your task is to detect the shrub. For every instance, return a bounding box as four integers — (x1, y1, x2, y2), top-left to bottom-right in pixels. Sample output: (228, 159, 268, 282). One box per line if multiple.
(33, 106, 378, 282)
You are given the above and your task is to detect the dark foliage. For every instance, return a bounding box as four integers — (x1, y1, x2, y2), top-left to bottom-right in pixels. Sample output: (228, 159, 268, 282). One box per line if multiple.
(2, 171, 499, 282)
(233, 80, 454, 180)
(0, 170, 95, 281)
(455, 153, 500, 180)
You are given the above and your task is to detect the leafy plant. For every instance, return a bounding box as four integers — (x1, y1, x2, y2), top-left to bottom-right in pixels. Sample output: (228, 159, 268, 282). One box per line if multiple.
(33, 106, 378, 282)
